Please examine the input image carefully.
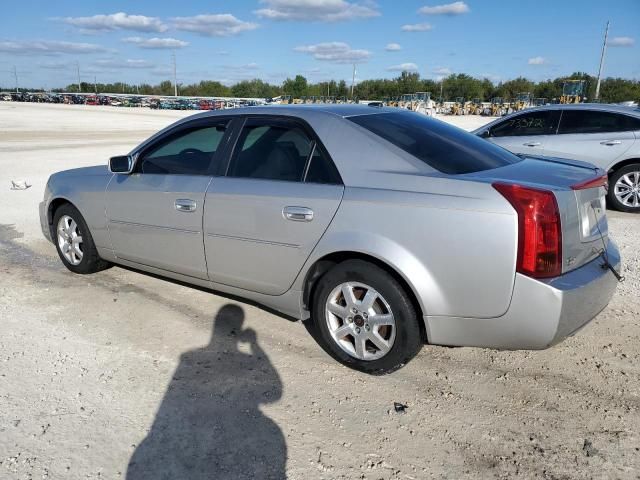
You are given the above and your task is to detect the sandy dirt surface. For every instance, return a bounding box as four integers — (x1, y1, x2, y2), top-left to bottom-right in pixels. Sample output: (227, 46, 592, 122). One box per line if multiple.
(1, 102, 639, 479)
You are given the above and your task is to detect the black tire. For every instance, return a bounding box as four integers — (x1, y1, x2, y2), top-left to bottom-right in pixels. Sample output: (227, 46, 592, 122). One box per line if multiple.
(52, 203, 111, 274)
(608, 164, 640, 213)
(310, 260, 423, 375)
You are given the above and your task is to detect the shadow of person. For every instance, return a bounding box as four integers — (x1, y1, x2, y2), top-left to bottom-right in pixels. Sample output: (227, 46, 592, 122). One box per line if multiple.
(127, 304, 287, 480)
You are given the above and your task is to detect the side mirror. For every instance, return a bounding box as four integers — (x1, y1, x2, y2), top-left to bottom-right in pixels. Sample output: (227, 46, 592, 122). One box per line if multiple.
(109, 155, 134, 174)
(479, 129, 491, 139)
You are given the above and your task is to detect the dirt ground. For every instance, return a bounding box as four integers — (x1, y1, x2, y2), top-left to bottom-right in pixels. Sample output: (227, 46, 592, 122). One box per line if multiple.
(0, 102, 639, 480)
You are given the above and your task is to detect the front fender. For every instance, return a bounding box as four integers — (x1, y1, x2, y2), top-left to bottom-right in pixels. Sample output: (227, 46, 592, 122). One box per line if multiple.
(44, 169, 112, 249)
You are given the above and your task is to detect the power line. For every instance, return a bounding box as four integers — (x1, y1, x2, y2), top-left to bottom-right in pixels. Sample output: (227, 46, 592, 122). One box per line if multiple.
(351, 64, 356, 99)
(172, 51, 178, 96)
(595, 20, 609, 102)
(76, 62, 81, 93)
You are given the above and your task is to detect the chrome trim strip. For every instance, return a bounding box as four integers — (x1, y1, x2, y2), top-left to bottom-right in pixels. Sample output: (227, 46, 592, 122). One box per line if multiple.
(206, 232, 300, 249)
(109, 219, 201, 235)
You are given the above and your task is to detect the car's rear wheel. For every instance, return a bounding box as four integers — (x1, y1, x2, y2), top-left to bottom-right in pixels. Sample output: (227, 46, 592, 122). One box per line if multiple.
(311, 260, 423, 374)
(608, 164, 640, 213)
(53, 204, 111, 274)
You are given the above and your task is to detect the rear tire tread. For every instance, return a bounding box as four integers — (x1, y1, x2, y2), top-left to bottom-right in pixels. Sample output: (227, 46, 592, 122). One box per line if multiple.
(310, 259, 423, 375)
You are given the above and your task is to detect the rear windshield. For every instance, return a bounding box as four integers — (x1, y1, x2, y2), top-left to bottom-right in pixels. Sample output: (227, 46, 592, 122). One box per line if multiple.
(349, 111, 521, 174)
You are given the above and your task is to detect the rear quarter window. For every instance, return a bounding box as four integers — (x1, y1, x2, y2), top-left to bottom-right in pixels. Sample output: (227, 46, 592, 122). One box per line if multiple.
(558, 110, 640, 134)
(349, 111, 521, 174)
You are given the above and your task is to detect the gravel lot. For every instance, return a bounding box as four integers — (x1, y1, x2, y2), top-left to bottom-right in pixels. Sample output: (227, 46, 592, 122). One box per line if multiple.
(1, 102, 639, 479)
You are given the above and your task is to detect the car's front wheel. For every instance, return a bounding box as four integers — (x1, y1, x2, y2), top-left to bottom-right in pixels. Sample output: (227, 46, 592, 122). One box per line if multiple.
(608, 164, 640, 213)
(52, 203, 111, 274)
(311, 260, 423, 374)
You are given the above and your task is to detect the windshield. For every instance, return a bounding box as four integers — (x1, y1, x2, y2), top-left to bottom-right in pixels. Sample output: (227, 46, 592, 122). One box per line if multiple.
(349, 111, 521, 174)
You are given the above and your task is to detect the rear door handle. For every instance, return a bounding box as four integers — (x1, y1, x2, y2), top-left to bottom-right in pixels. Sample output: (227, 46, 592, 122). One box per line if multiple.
(600, 140, 622, 146)
(283, 206, 313, 222)
(523, 142, 541, 147)
(175, 199, 197, 212)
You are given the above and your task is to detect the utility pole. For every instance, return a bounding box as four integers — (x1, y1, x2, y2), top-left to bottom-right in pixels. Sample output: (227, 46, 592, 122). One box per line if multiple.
(350, 64, 356, 100)
(94, 76, 97, 94)
(595, 20, 609, 102)
(172, 51, 178, 96)
(76, 62, 81, 93)
(13, 65, 18, 93)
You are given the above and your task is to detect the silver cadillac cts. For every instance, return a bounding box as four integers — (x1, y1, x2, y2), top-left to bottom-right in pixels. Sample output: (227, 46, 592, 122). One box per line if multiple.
(40, 105, 621, 374)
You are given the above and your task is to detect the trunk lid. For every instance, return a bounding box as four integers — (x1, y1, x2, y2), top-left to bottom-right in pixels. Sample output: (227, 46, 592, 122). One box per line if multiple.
(465, 155, 608, 274)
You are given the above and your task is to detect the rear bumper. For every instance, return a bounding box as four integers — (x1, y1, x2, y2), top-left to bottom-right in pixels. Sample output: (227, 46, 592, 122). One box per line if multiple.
(425, 239, 621, 349)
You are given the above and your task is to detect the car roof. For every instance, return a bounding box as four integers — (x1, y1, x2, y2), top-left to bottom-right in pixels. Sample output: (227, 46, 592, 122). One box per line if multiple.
(189, 103, 397, 121)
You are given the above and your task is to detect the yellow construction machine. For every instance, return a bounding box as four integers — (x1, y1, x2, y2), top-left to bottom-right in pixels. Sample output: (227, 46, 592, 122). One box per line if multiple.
(467, 98, 483, 115)
(512, 92, 532, 112)
(560, 80, 586, 104)
(450, 97, 465, 115)
(398, 93, 415, 109)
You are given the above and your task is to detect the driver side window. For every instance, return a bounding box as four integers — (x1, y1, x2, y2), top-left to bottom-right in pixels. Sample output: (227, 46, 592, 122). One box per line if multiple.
(139, 121, 228, 175)
(491, 110, 560, 137)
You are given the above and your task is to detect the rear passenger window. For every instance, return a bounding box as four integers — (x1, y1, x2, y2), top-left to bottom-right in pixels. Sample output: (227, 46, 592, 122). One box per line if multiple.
(490, 110, 560, 137)
(228, 121, 312, 182)
(558, 110, 640, 134)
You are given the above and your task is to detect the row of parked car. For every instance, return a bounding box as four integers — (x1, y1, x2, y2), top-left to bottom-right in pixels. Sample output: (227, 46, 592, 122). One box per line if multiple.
(0, 92, 263, 110)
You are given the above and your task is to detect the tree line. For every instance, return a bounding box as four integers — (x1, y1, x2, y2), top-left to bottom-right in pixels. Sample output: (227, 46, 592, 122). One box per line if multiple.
(5, 71, 639, 103)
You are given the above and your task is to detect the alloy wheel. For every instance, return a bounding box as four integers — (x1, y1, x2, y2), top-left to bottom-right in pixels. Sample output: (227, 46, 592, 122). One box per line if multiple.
(325, 282, 396, 361)
(57, 215, 83, 265)
(614, 171, 640, 208)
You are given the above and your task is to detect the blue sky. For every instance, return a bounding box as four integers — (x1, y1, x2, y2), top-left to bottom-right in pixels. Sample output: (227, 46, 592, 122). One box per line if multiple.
(1, 0, 638, 89)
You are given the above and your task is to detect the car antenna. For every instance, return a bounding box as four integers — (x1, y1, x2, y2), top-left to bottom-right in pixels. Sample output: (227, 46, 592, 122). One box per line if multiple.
(590, 204, 624, 282)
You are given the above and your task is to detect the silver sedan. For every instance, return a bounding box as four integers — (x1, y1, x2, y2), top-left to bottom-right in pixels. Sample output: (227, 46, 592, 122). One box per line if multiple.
(40, 105, 620, 373)
(473, 103, 640, 212)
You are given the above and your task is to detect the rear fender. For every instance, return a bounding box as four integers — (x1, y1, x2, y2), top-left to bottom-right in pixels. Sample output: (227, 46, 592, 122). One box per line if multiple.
(292, 230, 445, 320)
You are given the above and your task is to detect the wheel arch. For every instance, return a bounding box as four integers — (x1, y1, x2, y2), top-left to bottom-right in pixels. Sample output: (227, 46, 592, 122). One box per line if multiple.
(47, 197, 76, 237)
(302, 250, 428, 342)
(607, 157, 640, 174)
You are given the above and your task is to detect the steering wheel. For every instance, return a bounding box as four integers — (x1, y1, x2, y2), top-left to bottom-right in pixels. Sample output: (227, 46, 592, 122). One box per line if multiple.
(179, 148, 204, 156)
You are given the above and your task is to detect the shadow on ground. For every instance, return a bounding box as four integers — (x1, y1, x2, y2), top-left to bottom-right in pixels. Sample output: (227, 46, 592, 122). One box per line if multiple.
(127, 304, 287, 479)
(0, 224, 288, 478)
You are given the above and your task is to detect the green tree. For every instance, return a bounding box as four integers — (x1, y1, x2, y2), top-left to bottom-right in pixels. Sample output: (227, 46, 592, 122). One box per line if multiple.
(496, 77, 535, 101)
(442, 74, 485, 101)
(599, 77, 640, 103)
(282, 75, 308, 98)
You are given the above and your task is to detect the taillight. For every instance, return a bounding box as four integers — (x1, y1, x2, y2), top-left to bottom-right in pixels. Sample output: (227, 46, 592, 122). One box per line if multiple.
(493, 183, 562, 278)
(571, 174, 608, 191)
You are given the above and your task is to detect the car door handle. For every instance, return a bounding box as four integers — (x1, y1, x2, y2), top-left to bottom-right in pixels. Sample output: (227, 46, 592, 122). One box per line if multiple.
(600, 140, 622, 146)
(175, 199, 197, 212)
(283, 206, 313, 222)
(523, 142, 541, 147)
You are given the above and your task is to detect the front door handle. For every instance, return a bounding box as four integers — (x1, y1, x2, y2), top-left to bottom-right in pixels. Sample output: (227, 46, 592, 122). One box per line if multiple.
(600, 140, 622, 146)
(283, 206, 313, 222)
(523, 142, 541, 147)
(175, 199, 197, 212)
